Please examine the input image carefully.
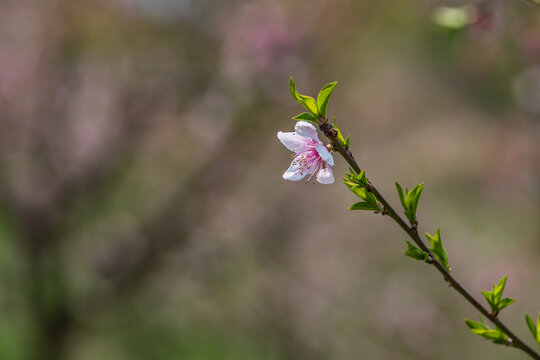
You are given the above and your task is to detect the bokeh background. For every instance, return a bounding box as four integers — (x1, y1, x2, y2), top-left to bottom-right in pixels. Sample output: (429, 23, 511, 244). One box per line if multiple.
(0, 0, 539, 359)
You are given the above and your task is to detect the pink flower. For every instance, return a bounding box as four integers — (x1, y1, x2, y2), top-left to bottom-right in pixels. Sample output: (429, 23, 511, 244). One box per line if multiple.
(277, 121, 335, 184)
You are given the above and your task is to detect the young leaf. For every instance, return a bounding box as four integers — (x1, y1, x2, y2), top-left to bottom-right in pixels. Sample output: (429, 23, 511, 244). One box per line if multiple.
(289, 77, 320, 116)
(356, 170, 368, 187)
(498, 298, 515, 311)
(408, 183, 424, 220)
(395, 182, 424, 225)
(316, 82, 338, 118)
(493, 275, 508, 303)
(344, 169, 368, 187)
(290, 76, 301, 101)
(292, 112, 317, 123)
(465, 316, 508, 345)
(536, 313, 540, 347)
(481, 290, 494, 307)
(482, 275, 515, 315)
(525, 314, 537, 340)
(465, 319, 485, 331)
(333, 117, 346, 147)
(425, 229, 450, 270)
(348, 185, 368, 200)
(395, 182, 406, 210)
(403, 240, 428, 261)
(344, 170, 381, 211)
(525, 313, 540, 346)
(537, 313, 540, 345)
(349, 202, 379, 211)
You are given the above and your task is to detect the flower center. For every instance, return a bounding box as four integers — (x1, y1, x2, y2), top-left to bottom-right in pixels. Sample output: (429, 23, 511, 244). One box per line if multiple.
(293, 142, 323, 178)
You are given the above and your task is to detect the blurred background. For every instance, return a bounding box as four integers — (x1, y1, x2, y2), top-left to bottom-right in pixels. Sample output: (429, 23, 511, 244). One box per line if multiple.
(0, 0, 539, 359)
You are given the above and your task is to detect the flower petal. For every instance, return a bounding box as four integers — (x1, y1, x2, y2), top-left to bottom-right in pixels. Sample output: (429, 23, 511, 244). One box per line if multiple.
(316, 166, 334, 184)
(283, 156, 307, 181)
(295, 121, 319, 140)
(277, 131, 308, 152)
(315, 144, 335, 166)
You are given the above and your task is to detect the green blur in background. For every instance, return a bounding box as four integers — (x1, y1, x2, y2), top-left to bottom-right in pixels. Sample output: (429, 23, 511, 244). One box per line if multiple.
(0, 0, 539, 359)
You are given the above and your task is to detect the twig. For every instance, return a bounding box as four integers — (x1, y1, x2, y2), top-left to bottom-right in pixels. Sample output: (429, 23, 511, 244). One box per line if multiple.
(320, 122, 540, 360)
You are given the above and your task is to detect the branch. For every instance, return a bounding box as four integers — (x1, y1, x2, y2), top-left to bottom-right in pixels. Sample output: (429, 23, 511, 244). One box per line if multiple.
(319, 121, 540, 360)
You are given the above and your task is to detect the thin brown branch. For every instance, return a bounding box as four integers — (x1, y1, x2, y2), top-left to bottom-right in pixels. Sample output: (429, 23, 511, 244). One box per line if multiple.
(320, 121, 540, 360)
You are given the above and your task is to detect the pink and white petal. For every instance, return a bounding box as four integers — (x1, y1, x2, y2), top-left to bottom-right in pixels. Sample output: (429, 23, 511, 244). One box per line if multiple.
(295, 121, 319, 140)
(277, 131, 308, 151)
(316, 166, 334, 184)
(283, 156, 307, 181)
(315, 143, 335, 166)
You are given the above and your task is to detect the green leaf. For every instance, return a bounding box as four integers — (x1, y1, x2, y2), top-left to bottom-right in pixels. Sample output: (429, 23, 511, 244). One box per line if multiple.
(344, 170, 381, 211)
(537, 313, 540, 344)
(349, 201, 379, 211)
(290, 77, 319, 116)
(395, 182, 424, 225)
(525, 314, 537, 339)
(290, 77, 300, 101)
(493, 275, 507, 303)
(349, 185, 368, 200)
(395, 182, 406, 210)
(465, 319, 485, 330)
(344, 135, 350, 148)
(403, 240, 428, 261)
(344, 169, 368, 187)
(498, 298, 515, 312)
(425, 229, 449, 270)
(301, 98, 319, 117)
(344, 169, 381, 211)
(465, 316, 508, 345)
(485, 329, 508, 344)
(356, 170, 368, 187)
(404, 209, 415, 225)
(408, 183, 424, 219)
(347, 185, 378, 208)
(292, 112, 317, 122)
(333, 117, 346, 146)
(316, 82, 337, 118)
(527, 313, 540, 346)
(481, 290, 494, 308)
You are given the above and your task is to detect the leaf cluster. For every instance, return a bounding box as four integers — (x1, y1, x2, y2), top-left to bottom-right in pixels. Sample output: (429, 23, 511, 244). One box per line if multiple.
(465, 316, 509, 345)
(481, 275, 515, 316)
(395, 182, 424, 226)
(290, 77, 337, 123)
(525, 313, 540, 348)
(344, 170, 381, 212)
(425, 229, 450, 271)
